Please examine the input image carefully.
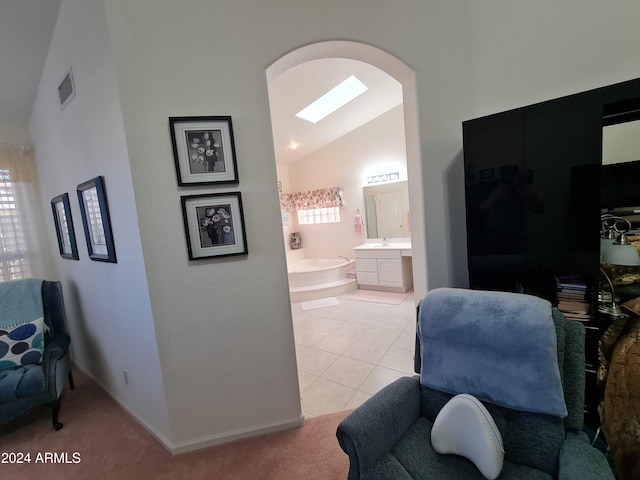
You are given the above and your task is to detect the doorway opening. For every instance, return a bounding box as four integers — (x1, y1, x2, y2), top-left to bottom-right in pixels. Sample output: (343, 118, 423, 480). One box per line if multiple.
(266, 41, 424, 417)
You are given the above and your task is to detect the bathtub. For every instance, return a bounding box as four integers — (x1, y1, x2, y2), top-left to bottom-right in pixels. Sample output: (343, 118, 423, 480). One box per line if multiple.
(286, 256, 357, 301)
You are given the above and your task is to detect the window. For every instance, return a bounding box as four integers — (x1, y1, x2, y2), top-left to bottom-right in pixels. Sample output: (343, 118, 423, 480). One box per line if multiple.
(297, 207, 341, 225)
(0, 168, 30, 281)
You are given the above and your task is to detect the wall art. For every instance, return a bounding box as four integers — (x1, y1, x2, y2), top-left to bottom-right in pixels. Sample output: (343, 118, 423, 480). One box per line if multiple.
(180, 192, 248, 260)
(51, 193, 79, 260)
(77, 176, 117, 263)
(170, 116, 239, 185)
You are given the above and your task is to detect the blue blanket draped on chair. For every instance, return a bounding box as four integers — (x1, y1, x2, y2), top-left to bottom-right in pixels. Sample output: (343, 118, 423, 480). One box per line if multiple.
(0, 278, 44, 328)
(417, 287, 567, 418)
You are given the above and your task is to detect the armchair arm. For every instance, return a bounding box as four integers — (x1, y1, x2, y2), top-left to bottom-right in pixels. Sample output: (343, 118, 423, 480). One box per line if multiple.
(558, 431, 614, 480)
(43, 334, 70, 364)
(43, 334, 71, 399)
(336, 376, 421, 480)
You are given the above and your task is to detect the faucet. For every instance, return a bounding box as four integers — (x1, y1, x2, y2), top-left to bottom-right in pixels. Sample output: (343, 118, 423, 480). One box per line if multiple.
(382, 236, 390, 245)
(337, 255, 351, 262)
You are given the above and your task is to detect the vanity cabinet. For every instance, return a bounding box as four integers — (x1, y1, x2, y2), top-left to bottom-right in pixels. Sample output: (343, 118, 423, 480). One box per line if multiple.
(354, 246, 413, 292)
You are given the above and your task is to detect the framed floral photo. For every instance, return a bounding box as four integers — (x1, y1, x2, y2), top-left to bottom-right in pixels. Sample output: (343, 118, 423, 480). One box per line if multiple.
(180, 192, 248, 260)
(76, 176, 117, 263)
(51, 193, 79, 260)
(169, 116, 239, 185)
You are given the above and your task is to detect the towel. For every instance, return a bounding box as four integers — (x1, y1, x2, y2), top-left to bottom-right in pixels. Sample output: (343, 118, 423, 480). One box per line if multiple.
(354, 213, 365, 235)
(0, 278, 44, 328)
(418, 287, 567, 418)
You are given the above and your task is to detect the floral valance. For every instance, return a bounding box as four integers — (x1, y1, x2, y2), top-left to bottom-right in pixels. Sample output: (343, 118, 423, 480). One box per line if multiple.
(280, 187, 344, 212)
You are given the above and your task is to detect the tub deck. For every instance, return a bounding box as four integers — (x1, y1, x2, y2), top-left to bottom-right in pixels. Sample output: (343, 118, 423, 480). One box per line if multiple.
(287, 257, 357, 302)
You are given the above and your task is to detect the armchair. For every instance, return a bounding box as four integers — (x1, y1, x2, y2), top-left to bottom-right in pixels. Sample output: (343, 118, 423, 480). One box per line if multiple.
(337, 288, 614, 479)
(1, 279, 74, 430)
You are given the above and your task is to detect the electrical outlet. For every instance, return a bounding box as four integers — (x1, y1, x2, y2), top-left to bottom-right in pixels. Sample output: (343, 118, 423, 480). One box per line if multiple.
(123, 369, 129, 384)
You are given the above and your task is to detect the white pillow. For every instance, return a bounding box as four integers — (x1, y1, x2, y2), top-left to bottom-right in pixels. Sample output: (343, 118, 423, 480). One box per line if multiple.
(431, 394, 504, 480)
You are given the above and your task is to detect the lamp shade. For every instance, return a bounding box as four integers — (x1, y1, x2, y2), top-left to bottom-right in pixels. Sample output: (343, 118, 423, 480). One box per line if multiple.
(601, 242, 640, 266)
(600, 237, 616, 261)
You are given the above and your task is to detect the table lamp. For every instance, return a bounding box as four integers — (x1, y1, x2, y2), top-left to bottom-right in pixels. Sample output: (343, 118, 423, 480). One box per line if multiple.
(599, 216, 640, 316)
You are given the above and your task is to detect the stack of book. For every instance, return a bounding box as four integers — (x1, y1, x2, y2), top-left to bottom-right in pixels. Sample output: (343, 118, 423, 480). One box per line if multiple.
(556, 275, 591, 322)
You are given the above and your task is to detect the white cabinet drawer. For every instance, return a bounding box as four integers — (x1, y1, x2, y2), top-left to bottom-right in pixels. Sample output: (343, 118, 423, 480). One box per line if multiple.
(356, 271, 379, 286)
(355, 258, 378, 272)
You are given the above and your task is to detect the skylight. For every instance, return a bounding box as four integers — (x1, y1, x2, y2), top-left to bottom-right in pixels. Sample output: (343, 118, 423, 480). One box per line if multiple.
(295, 75, 368, 124)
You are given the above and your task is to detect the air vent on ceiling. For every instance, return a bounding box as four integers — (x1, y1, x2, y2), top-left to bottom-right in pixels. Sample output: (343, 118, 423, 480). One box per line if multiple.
(58, 68, 76, 110)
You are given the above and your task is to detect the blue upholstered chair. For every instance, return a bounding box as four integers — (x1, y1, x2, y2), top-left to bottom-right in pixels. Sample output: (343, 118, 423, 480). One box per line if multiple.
(337, 288, 614, 479)
(1, 279, 74, 430)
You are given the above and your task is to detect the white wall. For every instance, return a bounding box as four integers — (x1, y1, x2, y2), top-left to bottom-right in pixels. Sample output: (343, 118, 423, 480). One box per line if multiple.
(0, 123, 30, 146)
(26, 0, 640, 452)
(29, 0, 170, 442)
(103, 0, 305, 450)
(100, 0, 471, 450)
(286, 106, 407, 258)
(466, 1, 640, 117)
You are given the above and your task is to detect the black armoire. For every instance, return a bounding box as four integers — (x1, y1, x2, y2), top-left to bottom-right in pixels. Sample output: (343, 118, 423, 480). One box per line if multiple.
(463, 77, 640, 430)
(464, 78, 640, 300)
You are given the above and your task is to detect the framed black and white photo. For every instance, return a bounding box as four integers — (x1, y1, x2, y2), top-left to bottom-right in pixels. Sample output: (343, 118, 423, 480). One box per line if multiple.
(76, 176, 117, 263)
(170, 116, 239, 185)
(181, 192, 248, 260)
(51, 193, 79, 260)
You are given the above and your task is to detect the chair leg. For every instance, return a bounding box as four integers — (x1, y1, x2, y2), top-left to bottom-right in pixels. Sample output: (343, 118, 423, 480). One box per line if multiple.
(68, 371, 75, 390)
(51, 398, 63, 431)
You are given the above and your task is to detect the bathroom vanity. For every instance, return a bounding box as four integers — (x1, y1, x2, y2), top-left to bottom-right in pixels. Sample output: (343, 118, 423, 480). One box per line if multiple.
(353, 242, 413, 292)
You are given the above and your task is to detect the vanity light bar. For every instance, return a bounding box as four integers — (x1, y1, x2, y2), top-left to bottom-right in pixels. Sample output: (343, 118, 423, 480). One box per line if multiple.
(367, 172, 400, 184)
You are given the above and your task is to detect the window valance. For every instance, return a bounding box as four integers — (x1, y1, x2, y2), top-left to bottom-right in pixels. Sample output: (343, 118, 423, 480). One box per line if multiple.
(0, 144, 33, 183)
(279, 187, 344, 212)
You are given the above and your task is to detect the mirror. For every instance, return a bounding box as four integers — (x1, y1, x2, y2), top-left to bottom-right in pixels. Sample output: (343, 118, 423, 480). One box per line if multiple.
(603, 119, 640, 166)
(363, 181, 410, 239)
(600, 112, 640, 304)
(602, 118, 640, 226)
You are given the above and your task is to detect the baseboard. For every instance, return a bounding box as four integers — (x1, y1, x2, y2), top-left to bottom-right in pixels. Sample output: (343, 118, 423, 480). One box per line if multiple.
(71, 364, 175, 451)
(71, 363, 305, 455)
(168, 414, 306, 455)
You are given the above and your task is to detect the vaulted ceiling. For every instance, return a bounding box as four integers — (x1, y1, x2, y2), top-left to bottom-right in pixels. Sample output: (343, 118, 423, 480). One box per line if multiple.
(1, 1, 402, 160)
(268, 57, 402, 165)
(0, 0, 62, 142)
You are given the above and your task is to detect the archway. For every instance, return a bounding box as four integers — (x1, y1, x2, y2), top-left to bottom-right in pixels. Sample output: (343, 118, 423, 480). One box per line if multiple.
(267, 41, 427, 299)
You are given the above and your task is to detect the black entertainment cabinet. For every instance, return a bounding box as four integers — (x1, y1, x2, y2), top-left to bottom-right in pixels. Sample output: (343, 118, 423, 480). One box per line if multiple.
(462, 77, 640, 431)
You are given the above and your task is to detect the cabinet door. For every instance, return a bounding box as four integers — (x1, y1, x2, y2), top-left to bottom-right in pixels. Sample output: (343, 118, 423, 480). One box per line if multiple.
(463, 108, 526, 291)
(523, 94, 602, 287)
(377, 259, 403, 287)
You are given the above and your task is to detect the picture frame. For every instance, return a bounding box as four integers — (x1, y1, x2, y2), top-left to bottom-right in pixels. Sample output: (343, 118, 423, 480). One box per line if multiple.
(50, 193, 79, 260)
(76, 176, 117, 263)
(180, 192, 248, 260)
(169, 116, 239, 185)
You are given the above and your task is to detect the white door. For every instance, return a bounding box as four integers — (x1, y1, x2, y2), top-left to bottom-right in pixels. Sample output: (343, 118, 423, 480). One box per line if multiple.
(376, 190, 404, 238)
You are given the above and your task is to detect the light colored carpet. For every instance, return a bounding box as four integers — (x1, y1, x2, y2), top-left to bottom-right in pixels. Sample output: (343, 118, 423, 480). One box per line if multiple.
(0, 369, 350, 480)
(300, 297, 340, 310)
(350, 290, 407, 304)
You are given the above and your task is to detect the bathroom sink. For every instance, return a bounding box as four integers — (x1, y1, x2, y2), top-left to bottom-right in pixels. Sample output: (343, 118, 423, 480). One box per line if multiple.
(354, 242, 412, 250)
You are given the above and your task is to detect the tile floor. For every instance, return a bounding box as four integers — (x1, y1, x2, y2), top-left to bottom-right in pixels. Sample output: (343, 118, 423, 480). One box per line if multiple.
(292, 290, 417, 418)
